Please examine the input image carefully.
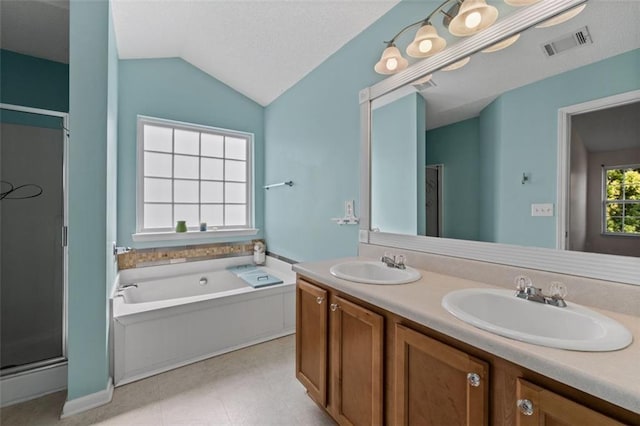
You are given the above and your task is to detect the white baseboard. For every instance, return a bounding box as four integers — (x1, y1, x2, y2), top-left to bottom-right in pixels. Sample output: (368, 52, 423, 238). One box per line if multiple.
(60, 377, 113, 418)
(0, 362, 67, 407)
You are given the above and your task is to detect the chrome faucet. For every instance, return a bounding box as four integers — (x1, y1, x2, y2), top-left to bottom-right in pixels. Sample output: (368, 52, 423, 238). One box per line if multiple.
(380, 253, 406, 270)
(515, 276, 567, 308)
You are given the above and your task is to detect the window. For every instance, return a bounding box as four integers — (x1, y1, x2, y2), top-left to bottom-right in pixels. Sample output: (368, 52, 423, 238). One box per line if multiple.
(137, 116, 253, 235)
(603, 164, 640, 236)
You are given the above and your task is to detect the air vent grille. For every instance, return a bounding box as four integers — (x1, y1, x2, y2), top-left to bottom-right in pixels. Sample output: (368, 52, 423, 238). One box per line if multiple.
(542, 26, 592, 57)
(413, 78, 437, 91)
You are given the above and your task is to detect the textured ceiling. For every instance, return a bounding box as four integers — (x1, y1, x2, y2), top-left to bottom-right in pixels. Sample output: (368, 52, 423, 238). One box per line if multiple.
(111, 0, 400, 106)
(2, 1, 638, 116)
(0, 0, 69, 63)
(573, 102, 640, 153)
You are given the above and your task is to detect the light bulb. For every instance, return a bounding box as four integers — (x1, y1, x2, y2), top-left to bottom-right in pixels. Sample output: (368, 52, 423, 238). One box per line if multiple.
(418, 39, 433, 53)
(465, 11, 482, 29)
(386, 57, 398, 71)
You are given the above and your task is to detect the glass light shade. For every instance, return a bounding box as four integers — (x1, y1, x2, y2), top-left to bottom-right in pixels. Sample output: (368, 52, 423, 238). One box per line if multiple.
(374, 45, 408, 75)
(406, 24, 447, 58)
(504, 0, 540, 6)
(449, 0, 498, 37)
(535, 3, 586, 28)
(481, 33, 521, 53)
(413, 74, 433, 85)
(441, 56, 471, 71)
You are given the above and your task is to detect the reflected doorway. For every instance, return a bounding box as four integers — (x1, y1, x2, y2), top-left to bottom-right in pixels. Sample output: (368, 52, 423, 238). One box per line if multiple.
(426, 164, 443, 237)
(559, 91, 640, 257)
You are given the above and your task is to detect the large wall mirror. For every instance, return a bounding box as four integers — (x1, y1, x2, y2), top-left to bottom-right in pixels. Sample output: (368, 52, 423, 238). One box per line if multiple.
(360, 0, 640, 285)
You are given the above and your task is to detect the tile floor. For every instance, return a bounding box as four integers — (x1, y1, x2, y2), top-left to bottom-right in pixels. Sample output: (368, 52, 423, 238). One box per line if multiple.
(0, 335, 335, 426)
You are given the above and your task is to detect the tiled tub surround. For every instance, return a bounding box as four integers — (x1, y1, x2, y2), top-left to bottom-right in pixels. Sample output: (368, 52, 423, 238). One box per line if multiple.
(117, 240, 261, 270)
(113, 255, 295, 386)
(293, 249, 640, 415)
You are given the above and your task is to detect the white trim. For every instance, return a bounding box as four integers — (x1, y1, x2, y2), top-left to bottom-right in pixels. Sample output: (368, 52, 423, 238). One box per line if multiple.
(61, 378, 113, 418)
(136, 115, 255, 235)
(0, 103, 67, 118)
(367, 232, 640, 285)
(557, 90, 640, 249)
(132, 227, 259, 242)
(0, 362, 67, 407)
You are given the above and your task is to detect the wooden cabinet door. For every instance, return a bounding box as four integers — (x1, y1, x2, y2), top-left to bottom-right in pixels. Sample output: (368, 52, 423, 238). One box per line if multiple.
(296, 279, 328, 406)
(516, 379, 624, 426)
(395, 324, 489, 426)
(330, 295, 384, 426)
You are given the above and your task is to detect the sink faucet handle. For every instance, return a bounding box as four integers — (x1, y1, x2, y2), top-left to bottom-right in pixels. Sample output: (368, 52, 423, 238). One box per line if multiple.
(396, 254, 406, 266)
(549, 281, 567, 299)
(514, 275, 532, 291)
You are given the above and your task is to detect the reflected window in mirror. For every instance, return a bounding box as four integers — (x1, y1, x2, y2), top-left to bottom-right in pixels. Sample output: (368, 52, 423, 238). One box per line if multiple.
(602, 165, 640, 236)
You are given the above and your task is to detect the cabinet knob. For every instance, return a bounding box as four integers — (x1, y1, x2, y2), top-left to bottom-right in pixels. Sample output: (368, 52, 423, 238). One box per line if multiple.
(316, 296, 324, 304)
(517, 399, 534, 416)
(330, 303, 339, 312)
(466, 372, 481, 387)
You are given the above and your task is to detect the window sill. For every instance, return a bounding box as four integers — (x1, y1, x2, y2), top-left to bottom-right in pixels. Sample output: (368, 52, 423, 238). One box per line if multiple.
(132, 228, 259, 242)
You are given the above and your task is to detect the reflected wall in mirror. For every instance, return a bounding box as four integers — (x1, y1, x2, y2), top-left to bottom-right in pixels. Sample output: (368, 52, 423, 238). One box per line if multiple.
(369, 0, 640, 257)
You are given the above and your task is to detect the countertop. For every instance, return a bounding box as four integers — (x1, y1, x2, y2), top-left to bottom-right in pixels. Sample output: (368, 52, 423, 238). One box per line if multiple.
(292, 256, 640, 414)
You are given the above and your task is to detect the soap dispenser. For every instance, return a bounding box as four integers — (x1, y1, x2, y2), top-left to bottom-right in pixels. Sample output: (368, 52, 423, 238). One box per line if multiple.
(253, 242, 266, 265)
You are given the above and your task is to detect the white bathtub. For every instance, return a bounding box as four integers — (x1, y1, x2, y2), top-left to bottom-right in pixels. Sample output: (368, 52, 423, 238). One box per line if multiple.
(112, 256, 296, 386)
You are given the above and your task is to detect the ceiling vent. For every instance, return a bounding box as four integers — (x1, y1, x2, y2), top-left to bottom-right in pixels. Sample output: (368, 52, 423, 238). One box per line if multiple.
(413, 78, 437, 91)
(542, 26, 592, 57)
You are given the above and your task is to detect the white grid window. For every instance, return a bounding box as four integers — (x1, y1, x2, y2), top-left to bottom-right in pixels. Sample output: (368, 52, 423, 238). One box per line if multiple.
(602, 164, 640, 236)
(137, 116, 253, 233)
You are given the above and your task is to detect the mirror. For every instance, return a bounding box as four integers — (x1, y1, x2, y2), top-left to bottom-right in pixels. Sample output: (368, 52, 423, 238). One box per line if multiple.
(360, 0, 640, 285)
(369, 1, 640, 257)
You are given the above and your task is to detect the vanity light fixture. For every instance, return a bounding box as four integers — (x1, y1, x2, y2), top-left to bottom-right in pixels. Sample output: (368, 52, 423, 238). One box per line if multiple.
(374, 44, 409, 74)
(535, 3, 587, 28)
(441, 56, 471, 71)
(481, 33, 521, 53)
(374, 0, 587, 75)
(448, 0, 499, 37)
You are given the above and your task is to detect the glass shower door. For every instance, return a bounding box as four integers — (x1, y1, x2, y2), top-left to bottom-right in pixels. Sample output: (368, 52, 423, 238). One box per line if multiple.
(0, 107, 66, 374)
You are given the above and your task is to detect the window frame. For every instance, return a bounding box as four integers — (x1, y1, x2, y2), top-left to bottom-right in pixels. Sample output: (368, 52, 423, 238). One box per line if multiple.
(134, 115, 255, 240)
(601, 163, 640, 237)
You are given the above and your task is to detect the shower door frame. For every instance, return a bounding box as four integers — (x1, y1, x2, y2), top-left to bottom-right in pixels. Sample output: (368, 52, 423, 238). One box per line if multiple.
(0, 103, 69, 374)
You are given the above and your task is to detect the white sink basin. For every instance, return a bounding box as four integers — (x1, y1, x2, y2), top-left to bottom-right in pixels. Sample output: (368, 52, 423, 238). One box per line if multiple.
(329, 261, 421, 285)
(442, 288, 632, 351)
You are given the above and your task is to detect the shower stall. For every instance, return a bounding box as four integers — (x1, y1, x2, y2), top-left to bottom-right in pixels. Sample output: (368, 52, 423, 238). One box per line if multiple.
(0, 104, 68, 405)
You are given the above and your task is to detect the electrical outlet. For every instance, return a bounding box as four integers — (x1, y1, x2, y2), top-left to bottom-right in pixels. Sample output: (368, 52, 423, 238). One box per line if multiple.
(531, 203, 554, 217)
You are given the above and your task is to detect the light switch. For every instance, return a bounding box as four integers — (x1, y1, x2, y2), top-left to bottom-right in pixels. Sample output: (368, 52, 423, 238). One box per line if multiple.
(531, 203, 554, 217)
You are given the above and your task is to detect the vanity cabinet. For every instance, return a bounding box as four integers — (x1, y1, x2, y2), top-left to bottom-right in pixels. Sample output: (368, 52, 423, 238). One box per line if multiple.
(395, 324, 488, 426)
(296, 278, 384, 424)
(295, 275, 638, 425)
(515, 379, 624, 426)
(295, 279, 328, 406)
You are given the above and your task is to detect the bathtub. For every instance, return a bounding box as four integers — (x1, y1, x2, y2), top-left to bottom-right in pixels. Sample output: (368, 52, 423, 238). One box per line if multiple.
(112, 256, 295, 386)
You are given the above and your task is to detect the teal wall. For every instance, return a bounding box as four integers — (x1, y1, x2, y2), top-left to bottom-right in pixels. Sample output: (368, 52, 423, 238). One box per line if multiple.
(0, 50, 68, 128)
(117, 58, 265, 248)
(488, 48, 640, 248)
(106, 1, 119, 299)
(0, 49, 69, 112)
(478, 98, 502, 243)
(426, 117, 480, 240)
(372, 93, 424, 235)
(67, 0, 115, 400)
(264, 2, 427, 261)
